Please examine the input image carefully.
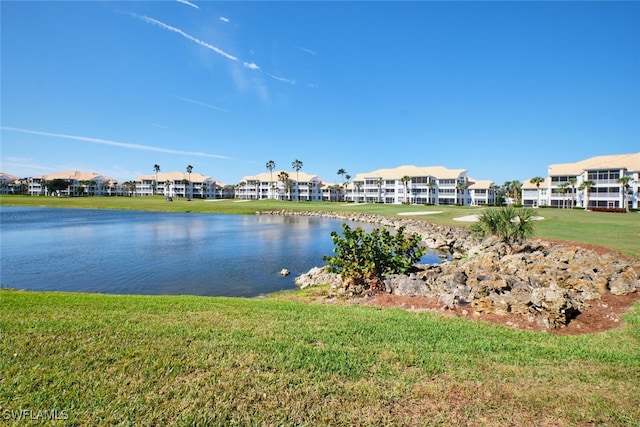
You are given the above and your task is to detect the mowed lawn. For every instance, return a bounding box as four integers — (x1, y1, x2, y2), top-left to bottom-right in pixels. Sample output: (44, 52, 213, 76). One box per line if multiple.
(1, 195, 639, 425)
(1, 291, 639, 426)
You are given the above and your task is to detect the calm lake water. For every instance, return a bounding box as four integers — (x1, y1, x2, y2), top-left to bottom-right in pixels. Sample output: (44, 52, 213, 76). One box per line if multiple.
(0, 207, 443, 297)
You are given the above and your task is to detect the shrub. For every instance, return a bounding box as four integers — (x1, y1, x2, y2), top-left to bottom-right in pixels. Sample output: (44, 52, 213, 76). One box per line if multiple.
(471, 206, 535, 254)
(323, 224, 425, 292)
(588, 207, 627, 213)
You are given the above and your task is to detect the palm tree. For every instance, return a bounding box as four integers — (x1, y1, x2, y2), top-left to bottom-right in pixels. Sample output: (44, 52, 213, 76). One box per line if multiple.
(266, 160, 276, 199)
(428, 180, 437, 205)
(568, 177, 577, 208)
(578, 180, 594, 210)
(375, 179, 382, 203)
(277, 171, 290, 200)
(400, 176, 411, 205)
(292, 159, 303, 202)
(153, 164, 160, 195)
(557, 182, 570, 209)
(354, 182, 362, 203)
(471, 207, 535, 254)
(529, 176, 545, 208)
(344, 174, 351, 202)
(165, 180, 172, 200)
(617, 176, 634, 212)
(511, 180, 522, 205)
(456, 181, 468, 206)
(186, 165, 193, 200)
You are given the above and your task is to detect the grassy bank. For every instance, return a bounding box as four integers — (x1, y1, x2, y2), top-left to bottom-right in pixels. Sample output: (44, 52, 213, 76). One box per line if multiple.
(2, 290, 639, 426)
(2, 195, 639, 257)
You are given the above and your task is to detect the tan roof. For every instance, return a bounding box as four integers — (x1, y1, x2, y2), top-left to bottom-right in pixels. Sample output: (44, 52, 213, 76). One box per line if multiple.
(353, 165, 466, 181)
(240, 171, 319, 183)
(0, 172, 19, 182)
(36, 170, 115, 182)
(522, 177, 550, 189)
(466, 177, 495, 189)
(135, 171, 217, 183)
(548, 153, 640, 176)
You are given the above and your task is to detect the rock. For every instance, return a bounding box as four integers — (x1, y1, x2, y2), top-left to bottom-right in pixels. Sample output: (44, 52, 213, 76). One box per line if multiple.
(263, 209, 639, 329)
(294, 267, 343, 289)
(280, 268, 290, 276)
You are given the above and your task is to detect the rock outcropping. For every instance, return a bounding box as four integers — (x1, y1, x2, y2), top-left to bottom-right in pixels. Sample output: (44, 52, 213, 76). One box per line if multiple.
(262, 210, 640, 328)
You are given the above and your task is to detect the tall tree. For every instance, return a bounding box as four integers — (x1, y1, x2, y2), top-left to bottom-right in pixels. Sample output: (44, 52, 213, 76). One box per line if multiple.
(344, 174, 352, 202)
(456, 181, 468, 206)
(153, 164, 160, 195)
(401, 176, 411, 205)
(292, 159, 303, 202)
(529, 176, 545, 207)
(277, 171, 290, 201)
(266, 160, 276, 199)
(568, 177, 577, 208)
(510, 180, 522, 205)
(186, 165, 193, 200)
(557, 182, 570, 209)
(617, 176, 634, 212)
(578, 180, 594, 210)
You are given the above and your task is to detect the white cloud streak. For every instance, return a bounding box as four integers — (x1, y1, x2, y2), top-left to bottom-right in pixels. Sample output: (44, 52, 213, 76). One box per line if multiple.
(266, 73, 296, 85)
(175, 96, 229, 113)
(296, 46, 318, 56)
(1, 127, 233, 160)
(133, 14, 238, 62)
(176, 0, 199, 10)
(243, 62, 260, 70)
(219, 16, 230, 23)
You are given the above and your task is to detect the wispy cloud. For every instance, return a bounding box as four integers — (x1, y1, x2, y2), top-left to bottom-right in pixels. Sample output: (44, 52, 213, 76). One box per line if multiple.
(175, 96, 229, 113)
(132, 14, 298, 88)
(296, 46, 318, 56)
(176, 0, 199, 10)
(1, 127, 233, 159)
(132, 14, 238, 62)
(219, 16, 230, 23)
(266, 73, 296, 85)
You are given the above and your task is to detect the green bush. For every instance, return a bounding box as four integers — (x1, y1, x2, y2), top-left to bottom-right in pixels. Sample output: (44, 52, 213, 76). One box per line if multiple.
(323, 224, 425, 292)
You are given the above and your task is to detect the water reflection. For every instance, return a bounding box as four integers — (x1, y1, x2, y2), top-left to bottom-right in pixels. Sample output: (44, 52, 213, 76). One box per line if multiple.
(0, 207, 442, 297)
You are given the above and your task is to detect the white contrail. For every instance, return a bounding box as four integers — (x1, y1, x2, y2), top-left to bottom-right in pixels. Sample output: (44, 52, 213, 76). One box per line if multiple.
(176, 0, 199, 10)
(134, 14, 238, 62)
(175, 96, 229, 113)
(1, 127, 232, 159)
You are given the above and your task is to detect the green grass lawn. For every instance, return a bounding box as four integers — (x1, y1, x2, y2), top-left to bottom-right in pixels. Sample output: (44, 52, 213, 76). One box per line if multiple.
(2, 290, 639, 426)
(1, 195, 639, 425)
(2, 195, 639, 257)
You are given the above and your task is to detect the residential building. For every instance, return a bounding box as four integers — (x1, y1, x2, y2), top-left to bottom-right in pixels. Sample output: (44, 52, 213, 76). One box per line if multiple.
(134, 172, 222, 199)
(26, 171, 123, 196)
(236, 171, 323, 201)
(522, 153, 640, 209)
(0, 172, 20, 194)
(347, 165, 490, 206)
(522, 178, 550, 207)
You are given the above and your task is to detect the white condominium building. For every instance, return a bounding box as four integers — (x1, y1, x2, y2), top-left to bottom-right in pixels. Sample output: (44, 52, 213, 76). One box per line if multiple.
(25, 171, 123, 196)
(134, 172, 222, 199)
(347, 165, 496, 206)
(522, 153, 640, 209)
(237, 171, 324, 201)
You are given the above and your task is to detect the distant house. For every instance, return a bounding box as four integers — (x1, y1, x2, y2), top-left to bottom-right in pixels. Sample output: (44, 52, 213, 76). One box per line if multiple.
(0, 172, 20, 194)
(26, 171, 123, 196)
(237, 171, 323, 201)
(347, 165, 493, 206)
(522, 153, 640, 209)
(134, 172, 223, 199)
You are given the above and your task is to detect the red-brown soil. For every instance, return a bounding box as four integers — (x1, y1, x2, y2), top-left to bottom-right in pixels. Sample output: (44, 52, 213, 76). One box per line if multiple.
(331, 240, 640, 335)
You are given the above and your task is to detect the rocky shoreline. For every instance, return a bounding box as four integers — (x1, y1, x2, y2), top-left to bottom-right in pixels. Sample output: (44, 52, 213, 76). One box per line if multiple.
(258, 209, 640, 329)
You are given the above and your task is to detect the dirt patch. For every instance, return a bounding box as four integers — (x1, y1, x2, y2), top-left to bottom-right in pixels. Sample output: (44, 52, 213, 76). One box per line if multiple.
(350, 291, 640, 335)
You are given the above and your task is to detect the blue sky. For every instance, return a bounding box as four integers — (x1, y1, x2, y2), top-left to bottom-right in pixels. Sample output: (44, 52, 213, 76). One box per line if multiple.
(1, 1, 639, 185)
